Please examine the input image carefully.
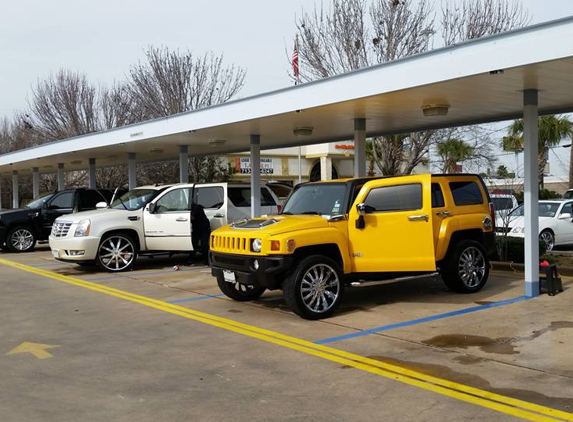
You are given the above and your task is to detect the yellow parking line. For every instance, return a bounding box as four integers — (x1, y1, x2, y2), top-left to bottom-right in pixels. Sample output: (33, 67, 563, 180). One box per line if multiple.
(1, 257, 571, 422)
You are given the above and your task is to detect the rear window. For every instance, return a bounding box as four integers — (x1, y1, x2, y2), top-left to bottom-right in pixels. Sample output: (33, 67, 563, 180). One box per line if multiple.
(449, 181, 483, 206)
(364, 183, 422, 212)
(492, 197, 514, 211)
(228, 187, 276, 207)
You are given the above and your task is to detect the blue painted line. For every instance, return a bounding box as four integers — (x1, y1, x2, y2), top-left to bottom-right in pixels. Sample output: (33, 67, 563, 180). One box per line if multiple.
(315, 296, 531, 344)
(167, 294, 225, 304)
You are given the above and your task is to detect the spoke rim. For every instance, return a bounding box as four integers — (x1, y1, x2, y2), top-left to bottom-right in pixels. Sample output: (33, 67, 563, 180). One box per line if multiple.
(458, 246, 486, 288)
(99, 237, 135, 271)
(300, 263, 340, 313)
(11, 229, 34, 251)
(540, 232, 554, 251)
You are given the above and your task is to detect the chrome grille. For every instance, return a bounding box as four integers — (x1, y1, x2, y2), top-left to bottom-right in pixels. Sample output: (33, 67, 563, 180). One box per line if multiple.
(211, 234, 249, 252)
(51, 221, 72, 237)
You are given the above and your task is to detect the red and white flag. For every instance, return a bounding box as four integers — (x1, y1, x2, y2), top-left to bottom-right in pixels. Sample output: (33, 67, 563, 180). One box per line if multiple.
(292, 37, 300, 82)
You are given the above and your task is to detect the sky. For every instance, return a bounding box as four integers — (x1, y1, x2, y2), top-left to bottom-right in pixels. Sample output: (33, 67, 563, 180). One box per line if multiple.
(2, 0, 573, 174)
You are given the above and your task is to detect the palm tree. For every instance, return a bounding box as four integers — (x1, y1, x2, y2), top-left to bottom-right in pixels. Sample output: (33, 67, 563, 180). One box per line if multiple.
(436, 138, 473, 173)
(503, 115, 572, 188)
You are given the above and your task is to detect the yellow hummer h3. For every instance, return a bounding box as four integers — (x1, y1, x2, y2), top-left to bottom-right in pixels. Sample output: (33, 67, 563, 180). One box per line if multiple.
(209, 174, 496, 320)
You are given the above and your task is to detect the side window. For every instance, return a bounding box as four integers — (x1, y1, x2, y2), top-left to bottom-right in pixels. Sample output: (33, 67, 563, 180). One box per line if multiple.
(48, 192, 74, 209)
(261, 188, 277, 206)
(560, 203, 573, 216)
(449, 181, 483, 206)
(78, 190, 107, 211)
(364, 184, 422, 212)
(155, 188, 190, 213)
(431, 183, 445, 208)
(227, 187, 277, 207)
(195, 187, 225, 209)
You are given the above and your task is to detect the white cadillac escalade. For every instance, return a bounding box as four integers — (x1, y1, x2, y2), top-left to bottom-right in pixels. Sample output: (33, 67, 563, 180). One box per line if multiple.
(49, 183, 281, 272)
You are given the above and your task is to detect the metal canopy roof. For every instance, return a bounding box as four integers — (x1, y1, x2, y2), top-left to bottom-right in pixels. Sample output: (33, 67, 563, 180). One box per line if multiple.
(2, 17, 573, 176)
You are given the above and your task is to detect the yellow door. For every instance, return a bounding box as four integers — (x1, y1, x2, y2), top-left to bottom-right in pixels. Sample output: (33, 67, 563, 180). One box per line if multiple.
(348, 174, 436, 273)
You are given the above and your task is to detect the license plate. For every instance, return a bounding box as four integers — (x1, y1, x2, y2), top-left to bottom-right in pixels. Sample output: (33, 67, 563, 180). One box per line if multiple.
(52, 249, 59, 259)
(223, 270, 236, 283)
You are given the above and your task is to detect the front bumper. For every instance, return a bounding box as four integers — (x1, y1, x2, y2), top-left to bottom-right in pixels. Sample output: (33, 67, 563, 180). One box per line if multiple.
(0, 225, 6, 246)
(209, 251, 293, 290)
(49, 235, 100, 262)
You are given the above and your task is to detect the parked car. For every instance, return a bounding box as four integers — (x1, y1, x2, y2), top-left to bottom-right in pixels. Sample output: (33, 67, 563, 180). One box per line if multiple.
(194, 182, 281, 230)
(490, 193, 519, 225)
(0, 188, 117, 252)
(562, 189, 573, 199)
(49, 182, 281, 271)
(497, 200, 573, 251)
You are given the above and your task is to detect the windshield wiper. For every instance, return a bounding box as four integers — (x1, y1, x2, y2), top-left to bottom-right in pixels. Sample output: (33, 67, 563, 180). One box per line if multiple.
(281, 211, 293, 215)
(301, 211, 321, 215)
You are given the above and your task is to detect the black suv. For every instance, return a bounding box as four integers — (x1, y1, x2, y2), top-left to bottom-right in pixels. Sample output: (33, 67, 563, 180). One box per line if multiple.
(0, 188, 116, 252)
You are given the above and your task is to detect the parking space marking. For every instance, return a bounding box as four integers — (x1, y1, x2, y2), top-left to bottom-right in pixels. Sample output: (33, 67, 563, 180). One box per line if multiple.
(167, 294, 224, 304)
(1, 257, 570, 422)
(316, 296, 530, 344)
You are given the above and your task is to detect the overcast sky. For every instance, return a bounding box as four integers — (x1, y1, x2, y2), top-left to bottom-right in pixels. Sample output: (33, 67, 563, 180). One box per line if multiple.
(2, 0, 573, 173)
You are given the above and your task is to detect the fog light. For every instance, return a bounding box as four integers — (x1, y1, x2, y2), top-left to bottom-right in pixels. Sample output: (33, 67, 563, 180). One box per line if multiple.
(253, 259, 260, 270)
(67, 250, 85, 256)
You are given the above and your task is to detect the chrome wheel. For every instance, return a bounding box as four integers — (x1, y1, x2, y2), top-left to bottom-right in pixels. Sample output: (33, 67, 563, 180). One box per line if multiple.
(458, 246, 486, 288)
(8, 227, 36, 252)
(97, 234, 136, 272)
(540, 231, 554, 251)
(300, 263, 341, 314)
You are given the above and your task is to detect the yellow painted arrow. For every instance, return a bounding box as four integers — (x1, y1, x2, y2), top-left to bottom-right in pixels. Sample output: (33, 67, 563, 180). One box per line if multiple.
(6, 342, 60, 360)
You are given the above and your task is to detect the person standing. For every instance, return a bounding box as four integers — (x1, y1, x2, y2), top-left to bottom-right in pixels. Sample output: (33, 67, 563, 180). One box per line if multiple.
(190, 203, 211, 265)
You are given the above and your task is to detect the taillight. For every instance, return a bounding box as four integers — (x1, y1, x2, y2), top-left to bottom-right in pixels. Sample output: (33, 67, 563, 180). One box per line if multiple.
(489, 202, 496, 230)
(277, 204, 282, 213)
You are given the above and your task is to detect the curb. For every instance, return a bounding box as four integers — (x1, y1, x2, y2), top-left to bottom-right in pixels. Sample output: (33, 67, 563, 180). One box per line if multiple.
(491, 261, 573, 276)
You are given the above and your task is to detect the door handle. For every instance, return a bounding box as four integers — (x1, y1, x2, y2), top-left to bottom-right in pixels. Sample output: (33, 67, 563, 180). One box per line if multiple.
(176, 217, 188, 222)
(436, 211, 451, 217)
(408, 215, 429, 222)
(213, 213, 225, 218)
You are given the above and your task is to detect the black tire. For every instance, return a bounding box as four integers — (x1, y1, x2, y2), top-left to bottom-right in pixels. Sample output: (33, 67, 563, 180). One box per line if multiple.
(6, 226, 36, 253)
(540, 230, 555, 252)
(441, 240, 489, 293)
(216, 274, 266, 301)
(96, 233, 137, 272)
(283, 255, 344, 320)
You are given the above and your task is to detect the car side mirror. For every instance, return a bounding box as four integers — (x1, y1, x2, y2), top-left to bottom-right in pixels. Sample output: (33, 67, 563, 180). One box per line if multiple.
(148, 202, 156, 214)
(356, 203, 366, 229)
(95, 202, 108, 209)
(558, 212, 572, 220)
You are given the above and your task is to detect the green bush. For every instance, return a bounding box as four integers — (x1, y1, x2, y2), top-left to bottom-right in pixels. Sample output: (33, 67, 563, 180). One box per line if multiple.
(495, 235, 547, 263)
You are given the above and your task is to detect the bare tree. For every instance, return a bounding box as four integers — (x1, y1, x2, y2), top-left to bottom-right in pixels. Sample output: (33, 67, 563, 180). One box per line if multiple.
(441, 0, 531, 46)
(126, 46, 246, 119)
(292, 0, 531, 175)
(126, 46, 246, 182)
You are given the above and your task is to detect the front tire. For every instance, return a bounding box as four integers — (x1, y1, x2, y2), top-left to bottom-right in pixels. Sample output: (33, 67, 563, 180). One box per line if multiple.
(540, 230, 555, 251)
(96, 233, 137, 272)
(283, 255, 344, 320)
(216, 275, 266, 301)
(442, 240, 489, 293)
(7, 226, 36, 252)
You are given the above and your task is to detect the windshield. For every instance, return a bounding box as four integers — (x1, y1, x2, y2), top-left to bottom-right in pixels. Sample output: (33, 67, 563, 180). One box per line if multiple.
(26, 192, 55, 209)
(281, 183, 348, 216)
(509, 202, 560, 218)
(110, 189, 160, 211)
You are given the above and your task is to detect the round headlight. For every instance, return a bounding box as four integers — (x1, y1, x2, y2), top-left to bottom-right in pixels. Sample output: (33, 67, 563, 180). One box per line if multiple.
(251, 238, 262, 252)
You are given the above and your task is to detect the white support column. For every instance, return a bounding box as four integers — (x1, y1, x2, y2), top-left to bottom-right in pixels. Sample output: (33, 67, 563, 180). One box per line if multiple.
(32, 167, 40, 198)
(12, 171, 19, 209)
(0, 179, 2, 209)
(179, 145, 189, 183)
(128, 153, 137, 190)
(88, 158, 97, 189)
(250, 135, 261, 218)
(320, 156, 332, 181)
(57, 163, 65, 190)
(354, 118, 366, 177)
(523, 89, 539, 297)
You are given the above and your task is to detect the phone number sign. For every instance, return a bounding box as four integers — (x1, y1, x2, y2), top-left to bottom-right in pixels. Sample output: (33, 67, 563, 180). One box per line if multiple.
(238, 157, 274, 174)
